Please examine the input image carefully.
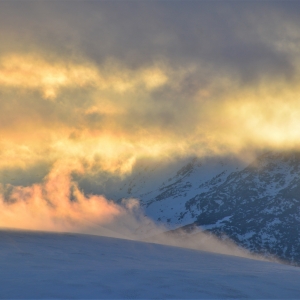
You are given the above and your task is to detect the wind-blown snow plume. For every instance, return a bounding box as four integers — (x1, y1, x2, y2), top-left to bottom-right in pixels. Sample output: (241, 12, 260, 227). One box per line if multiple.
(0, 161, 270, 262)
(0, 162, 155, 239)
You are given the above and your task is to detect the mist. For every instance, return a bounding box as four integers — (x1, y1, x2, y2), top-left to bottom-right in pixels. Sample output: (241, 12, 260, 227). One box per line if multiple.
(0, 161, 274, 263)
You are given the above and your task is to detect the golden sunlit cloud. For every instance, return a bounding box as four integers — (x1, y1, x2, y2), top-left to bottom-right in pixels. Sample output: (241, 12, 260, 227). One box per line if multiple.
(0, 54, 169, 99)
(1, 51, 300, 179)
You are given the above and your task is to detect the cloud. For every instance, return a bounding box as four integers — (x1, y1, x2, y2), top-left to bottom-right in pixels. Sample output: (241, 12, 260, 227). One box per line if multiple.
(1, 50, 300, 177)
(0, 54, 168, 99)
(0, 2, 300, 190)
(1, 1, 298, 265)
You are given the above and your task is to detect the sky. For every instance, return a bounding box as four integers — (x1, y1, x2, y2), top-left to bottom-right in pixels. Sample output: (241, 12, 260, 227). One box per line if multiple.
(1, 1, 300, 232)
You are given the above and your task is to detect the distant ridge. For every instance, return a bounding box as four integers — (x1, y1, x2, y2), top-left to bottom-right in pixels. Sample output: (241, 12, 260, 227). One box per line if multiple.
(114, 151, 300, 264)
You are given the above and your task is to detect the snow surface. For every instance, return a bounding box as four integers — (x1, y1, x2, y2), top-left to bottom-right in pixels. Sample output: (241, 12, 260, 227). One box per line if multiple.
(1, 230, 300, 299)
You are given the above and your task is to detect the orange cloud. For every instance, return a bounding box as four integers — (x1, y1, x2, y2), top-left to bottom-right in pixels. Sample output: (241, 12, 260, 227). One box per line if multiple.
(0, 54, 169, 99)
(0, 162, 124, 233)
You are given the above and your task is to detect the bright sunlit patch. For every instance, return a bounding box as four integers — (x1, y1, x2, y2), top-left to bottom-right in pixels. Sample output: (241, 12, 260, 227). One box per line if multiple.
(0, 54, 170, 99)
(1, 52, 300, 178)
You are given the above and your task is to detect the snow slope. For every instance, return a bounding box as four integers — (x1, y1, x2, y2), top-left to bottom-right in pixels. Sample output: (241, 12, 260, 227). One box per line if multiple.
(1, 230, 300, 299)
(107, 155, 245, 227)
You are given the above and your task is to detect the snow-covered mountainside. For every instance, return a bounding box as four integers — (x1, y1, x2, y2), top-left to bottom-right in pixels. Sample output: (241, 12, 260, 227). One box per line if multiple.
(114, 156, 246, 225)
(1, 230, 300, 299)
(113, 152, 300, 264)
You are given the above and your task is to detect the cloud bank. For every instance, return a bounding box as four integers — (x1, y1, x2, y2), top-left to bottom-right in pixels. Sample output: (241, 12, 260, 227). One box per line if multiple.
(0, 2, 300, 256)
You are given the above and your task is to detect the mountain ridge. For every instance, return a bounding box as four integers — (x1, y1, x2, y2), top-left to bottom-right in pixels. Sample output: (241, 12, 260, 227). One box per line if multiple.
(111, 151, 300, 264)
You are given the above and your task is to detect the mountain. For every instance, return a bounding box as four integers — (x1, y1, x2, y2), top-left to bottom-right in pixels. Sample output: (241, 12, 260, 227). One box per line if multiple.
(112, 152, 300, 265)
(1, 230, 300, 299)
(113, 156, 245, 225)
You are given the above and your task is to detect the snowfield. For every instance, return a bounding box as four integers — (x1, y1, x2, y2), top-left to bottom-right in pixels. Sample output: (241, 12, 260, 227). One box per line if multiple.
(1, 230, 300, 299)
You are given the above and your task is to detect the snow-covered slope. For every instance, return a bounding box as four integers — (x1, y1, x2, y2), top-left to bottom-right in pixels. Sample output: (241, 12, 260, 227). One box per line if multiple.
(113, 156, 245, 226)
(191, 152, 300, 264)
(1, 230, 300, 299)
(111, 152, 300, 264)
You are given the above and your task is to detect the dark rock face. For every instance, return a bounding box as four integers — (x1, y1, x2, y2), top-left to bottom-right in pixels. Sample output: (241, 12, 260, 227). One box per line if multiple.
(188, 152, 300, 264)
(116, 151, 300, 264)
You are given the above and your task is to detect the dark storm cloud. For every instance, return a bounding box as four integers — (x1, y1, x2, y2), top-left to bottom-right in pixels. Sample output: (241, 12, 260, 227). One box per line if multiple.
(1, 1, 298, 82)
